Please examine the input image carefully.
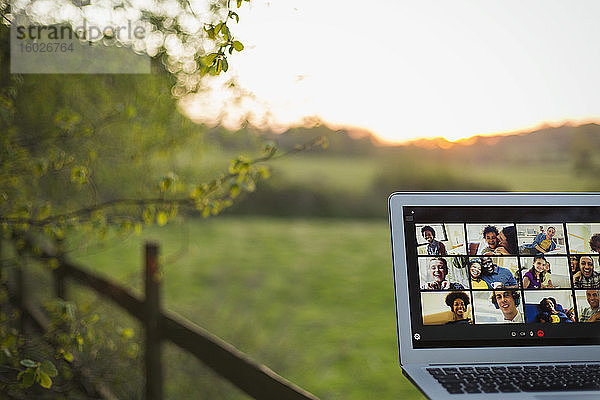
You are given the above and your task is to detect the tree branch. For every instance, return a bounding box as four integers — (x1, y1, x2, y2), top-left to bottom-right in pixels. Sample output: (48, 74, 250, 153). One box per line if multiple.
(0, 136, 326, 228)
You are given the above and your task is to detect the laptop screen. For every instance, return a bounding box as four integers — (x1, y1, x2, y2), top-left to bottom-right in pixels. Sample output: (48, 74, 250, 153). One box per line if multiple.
(402, 205, 600, 349)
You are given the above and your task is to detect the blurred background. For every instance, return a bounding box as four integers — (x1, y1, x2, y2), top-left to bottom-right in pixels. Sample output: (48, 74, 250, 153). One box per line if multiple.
(2, 1, 600, 399)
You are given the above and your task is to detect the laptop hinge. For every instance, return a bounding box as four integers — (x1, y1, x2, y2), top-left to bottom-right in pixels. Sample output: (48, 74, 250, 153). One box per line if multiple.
(428, 361, 593, 366)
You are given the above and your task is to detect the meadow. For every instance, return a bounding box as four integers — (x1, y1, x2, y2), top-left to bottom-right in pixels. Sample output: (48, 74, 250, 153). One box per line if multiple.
(14, 123, 599, 398)
(63, 139, 595, 398)
(67, 216, 425, 399)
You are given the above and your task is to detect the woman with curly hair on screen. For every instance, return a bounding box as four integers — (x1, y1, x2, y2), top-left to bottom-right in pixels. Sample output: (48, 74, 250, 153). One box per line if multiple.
(444, 292, 472, 324)
(468, 258, 489, 289)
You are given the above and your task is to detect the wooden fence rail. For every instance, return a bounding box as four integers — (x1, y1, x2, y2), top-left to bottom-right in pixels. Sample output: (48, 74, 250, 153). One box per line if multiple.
(9, 237, 319, 400)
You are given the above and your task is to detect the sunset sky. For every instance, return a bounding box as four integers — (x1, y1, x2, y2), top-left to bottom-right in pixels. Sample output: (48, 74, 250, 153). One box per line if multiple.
(183, 0, 600, 143)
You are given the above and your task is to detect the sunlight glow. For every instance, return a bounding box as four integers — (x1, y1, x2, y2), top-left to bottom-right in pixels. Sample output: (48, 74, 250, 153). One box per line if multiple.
(182, 0, 600, 143)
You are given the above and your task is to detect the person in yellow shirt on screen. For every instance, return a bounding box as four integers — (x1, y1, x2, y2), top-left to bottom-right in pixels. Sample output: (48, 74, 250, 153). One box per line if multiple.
(541, 259, 555, 288)
(468, 258, 489, 289)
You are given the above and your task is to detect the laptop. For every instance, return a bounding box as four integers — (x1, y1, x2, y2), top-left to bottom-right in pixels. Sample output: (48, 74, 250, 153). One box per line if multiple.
(388, 192, 600, 399)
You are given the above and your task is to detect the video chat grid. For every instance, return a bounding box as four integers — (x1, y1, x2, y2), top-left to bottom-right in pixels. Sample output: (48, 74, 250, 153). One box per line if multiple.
(415, 222, 600, 325)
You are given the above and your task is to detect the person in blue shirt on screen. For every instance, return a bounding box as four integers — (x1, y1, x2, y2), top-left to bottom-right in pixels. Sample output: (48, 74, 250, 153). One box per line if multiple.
(537, 297, 574, 323)
(480, 256, 518, 289)
(521, 226, 557, 255)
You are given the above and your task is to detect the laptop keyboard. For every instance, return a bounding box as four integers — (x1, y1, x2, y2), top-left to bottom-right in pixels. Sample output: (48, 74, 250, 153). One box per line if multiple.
(427, 364, 600, 394)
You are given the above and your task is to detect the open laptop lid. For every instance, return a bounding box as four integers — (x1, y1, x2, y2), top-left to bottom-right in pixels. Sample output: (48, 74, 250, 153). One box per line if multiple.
(389, 192, 600, 366)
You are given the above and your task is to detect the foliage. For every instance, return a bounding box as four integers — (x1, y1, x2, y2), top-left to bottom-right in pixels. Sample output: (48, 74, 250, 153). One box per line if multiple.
(0, 0, 281, 394)
(2, 0, 249, 95)
(17, 359, 58, 389)
(0, 278, 142, 397)
(43, 297, 143, 398)
(0, 1, 331, 395)
(0, 0, 274, 238)
(0, 36, 273, 242)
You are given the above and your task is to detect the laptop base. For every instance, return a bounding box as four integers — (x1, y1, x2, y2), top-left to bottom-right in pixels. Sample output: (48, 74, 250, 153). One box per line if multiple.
(403, 362, 600, 399)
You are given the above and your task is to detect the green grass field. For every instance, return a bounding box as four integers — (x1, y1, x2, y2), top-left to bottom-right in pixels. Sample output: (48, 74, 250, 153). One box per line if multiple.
(69, 216, 424, 400)
(269, 156, 381, 195)
(52, 145, 595, 398)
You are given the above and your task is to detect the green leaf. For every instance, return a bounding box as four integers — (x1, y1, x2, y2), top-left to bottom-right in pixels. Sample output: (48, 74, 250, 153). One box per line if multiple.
(190, 186, 203, 199)
(37, 202, 51, 219)
(159, 173, 177, 193)
(71, 166, 88, 184)
(66, 303, 76, 320)
(230, 184, 240, 198)
(121, 328, 134, 339)
(21, 370, 34, 387)
(126, 105, 136, 118)
(222, 57, 229, 72)
(214, 22, 223, 34)
(229, 11, 239, 23)
(157, 211, 167, 226)
(47, 257, 59, 270)
(39, 372, 52, 388)
(2, 334, 16, 350)
(236, 0, 242, 7)
(257, 166, 270, 179)
(63, 352, 74, 362)
(119, 220, 132, 235)
(143, 207, 155, 225)
(206, 27, 215, 40)
(232, 41, 244, 51)
(20, 359, 37, 368)
(40, 360, 58, 377)
(263, 142, 276, 154)
(206, 53, 218, 65)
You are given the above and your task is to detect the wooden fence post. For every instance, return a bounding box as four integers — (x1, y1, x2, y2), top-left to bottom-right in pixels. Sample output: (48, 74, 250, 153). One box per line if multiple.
(144, 242, 163, 400)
